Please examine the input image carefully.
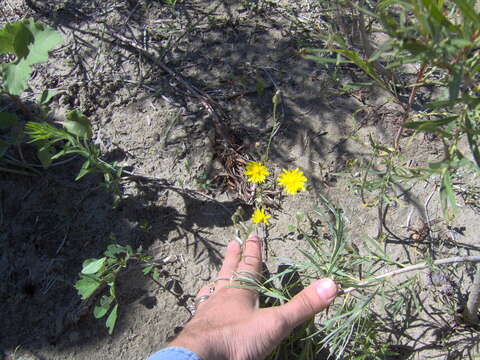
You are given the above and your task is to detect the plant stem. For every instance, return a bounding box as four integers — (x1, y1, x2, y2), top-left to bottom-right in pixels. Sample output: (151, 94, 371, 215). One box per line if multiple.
(463, 265, 480, 325)
(393, 63, 427, 150)
(263, 90, 281, 163)
(340, 255, 480, 295)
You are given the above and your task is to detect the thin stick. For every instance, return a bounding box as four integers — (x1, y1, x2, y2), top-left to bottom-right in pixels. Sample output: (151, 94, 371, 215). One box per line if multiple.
(340, 255, 480, 295)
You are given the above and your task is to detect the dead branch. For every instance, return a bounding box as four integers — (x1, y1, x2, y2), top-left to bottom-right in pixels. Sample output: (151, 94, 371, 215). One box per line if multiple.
(341, 255, 480, 295)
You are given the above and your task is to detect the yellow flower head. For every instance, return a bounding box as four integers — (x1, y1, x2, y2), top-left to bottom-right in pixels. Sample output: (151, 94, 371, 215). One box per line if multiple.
(252, 208, 271, 225)
(277, 168, 307, 195)
(245, 161, 270, 184)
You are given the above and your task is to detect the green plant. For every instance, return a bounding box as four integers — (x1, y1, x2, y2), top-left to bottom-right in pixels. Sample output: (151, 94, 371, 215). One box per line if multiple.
(25, 111, 122, 190)
(0, 18, 62, 175)
(340, 134, 427, 209)
(306, 0, 480, 219)
(163, 0, 178, 6)
(0, 18, 62, 96)
(258, 197, 480, 359)
(0, 18, 120, 190)
(75, 244, 162, 334)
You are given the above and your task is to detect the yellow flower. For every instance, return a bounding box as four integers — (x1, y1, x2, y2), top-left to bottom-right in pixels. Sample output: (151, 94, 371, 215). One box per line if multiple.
(252, 208, 271, 225)
(245, 161, 270, 184)
(277, 168, 307, 195)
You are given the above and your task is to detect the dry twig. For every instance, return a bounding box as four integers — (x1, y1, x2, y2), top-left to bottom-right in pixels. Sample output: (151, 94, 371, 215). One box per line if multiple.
(341, 255, 480, 295)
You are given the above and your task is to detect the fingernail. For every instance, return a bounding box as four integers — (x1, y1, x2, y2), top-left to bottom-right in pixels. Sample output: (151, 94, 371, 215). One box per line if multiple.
(229, 240, 241, 249)
(247, 233, 261, 241)
(316, 278, 337, 303)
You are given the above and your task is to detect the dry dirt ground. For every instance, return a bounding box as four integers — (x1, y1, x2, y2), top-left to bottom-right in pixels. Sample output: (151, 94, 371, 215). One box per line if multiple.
(1, 1, 480, 360)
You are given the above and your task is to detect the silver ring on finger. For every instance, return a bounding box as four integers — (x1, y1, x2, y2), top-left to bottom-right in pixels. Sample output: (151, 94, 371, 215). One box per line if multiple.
(234, 270, 261, 282)
(195, 295, 210, 307)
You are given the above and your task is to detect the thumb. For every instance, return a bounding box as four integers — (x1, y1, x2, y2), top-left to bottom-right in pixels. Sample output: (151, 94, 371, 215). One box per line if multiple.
(275, 278, 337, 329)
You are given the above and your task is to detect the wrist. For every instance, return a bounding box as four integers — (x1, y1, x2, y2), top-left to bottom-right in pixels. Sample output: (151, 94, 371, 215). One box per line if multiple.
(169, 331, 217, 360)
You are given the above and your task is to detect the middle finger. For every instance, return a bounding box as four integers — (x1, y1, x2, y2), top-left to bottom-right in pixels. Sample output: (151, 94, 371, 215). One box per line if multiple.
(235, 234, 263, 281)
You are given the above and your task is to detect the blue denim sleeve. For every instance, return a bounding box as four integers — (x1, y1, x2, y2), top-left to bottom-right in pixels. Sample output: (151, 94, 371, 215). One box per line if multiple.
(146, 347, 202, 360)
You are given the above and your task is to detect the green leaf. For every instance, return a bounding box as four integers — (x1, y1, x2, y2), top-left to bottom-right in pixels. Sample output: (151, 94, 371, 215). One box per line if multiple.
(377, 0, 401, 9)
(0, 19, 36, 57)
(449, 66, 463, 101)
(402, 116, 457, 131)
(37, 145, 54, 168)
(51, 148, 86, 160)
(75, 159, 93, 181)
(0, 112, 19, 129)
(451, 0, 480, 25)
(304, 54, 350, 64)
(13, 23, 34, 60)
(402, 40, 430, 56)
(21, 19, 63, 65)
(81, 257, 107, 275)
(0, 19, 62, 95)
(105, 244, 126, 258)
(126, 245, 133, 257)
(420, 0, 460, 33)
(74, 275, 101, 300)
(109, 281, 117, 299)
(100, 294, 114, 307)
(94, 296, 114, 319)
(368, 40, 394, 62)
(450, 39, 472, 48)
(439, 170, 457, 218)
(0, 22, 19, 54)
(152, 268, 160, 281)
(38, 89, 56, 105)
(426, 98, 459, 109)
(333, 49, 387, 91)
(142, 265, 154, 275)
(428, 160, 448, 172)
(0, 60, 32, 95)
(63, 110, 92, 138)
(106, 304, 118, 335)
(94, 304, 110, 319)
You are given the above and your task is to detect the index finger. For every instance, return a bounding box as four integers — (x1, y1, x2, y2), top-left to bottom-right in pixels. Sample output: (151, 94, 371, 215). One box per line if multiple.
(236, 234, 263, 276)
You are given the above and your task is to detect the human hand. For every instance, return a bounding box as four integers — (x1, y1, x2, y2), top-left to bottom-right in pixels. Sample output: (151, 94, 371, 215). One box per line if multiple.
(168, 234, 337, 360)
